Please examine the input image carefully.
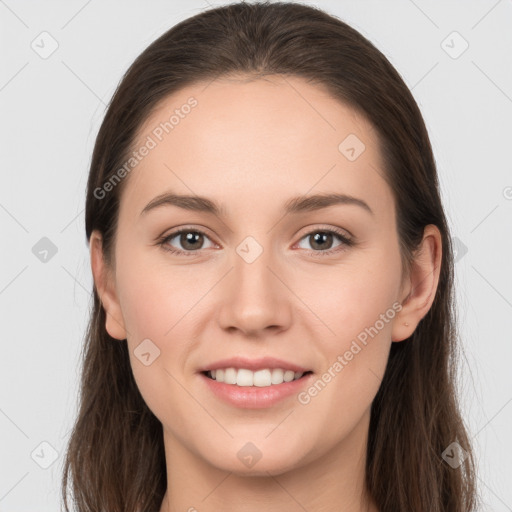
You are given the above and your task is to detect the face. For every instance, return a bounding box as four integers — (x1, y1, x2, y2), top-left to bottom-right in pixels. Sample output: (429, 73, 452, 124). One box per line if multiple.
(93, 75, 412, 477)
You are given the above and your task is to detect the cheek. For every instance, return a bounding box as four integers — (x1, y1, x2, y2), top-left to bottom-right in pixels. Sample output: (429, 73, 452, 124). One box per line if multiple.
(116, 247, 207, 341)
(293, 271, 397, 443)
(297, 256, 400, 344)
(115, 253, 199, 424)
(295, 249, 400, 400)
(115, 251, 212, 406)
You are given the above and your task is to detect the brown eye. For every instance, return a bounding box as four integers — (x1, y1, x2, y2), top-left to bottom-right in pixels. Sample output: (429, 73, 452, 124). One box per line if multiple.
(178, 231, 204, 250)
(308, 232, 335, 251)
(296, 228, 353, 255)
(159, 228, 215, 256)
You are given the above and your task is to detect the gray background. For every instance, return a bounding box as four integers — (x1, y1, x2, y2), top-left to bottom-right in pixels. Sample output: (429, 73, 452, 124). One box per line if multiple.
(1, 0, 511, 510)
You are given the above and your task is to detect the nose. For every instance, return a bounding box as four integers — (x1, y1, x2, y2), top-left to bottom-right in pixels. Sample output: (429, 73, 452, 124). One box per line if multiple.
(217, 242, 293, 337)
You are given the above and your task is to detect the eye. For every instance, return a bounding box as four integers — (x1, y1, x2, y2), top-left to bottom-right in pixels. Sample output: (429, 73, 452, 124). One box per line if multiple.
(295, 227, 353, 256)
(158, 228, 216, 256)
(157, 226, 354, 257)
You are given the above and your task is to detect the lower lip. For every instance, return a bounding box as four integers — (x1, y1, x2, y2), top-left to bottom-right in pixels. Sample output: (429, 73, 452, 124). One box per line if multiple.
(199, 372, 314, 409)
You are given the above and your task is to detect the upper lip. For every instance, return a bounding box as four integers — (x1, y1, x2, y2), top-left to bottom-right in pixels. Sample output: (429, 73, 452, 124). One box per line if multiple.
(198, 356, 311, 373)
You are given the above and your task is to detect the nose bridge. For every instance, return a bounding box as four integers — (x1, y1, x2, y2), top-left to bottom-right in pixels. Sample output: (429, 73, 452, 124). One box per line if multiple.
(234, 233, 280, 306)
(217, 232, 291, 334)
(235, 235, 275, 293)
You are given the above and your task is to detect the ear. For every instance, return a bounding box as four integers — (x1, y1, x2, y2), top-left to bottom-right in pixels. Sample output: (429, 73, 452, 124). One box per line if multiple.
(391, 224, 442, 342)
(90, 230, 127, 340)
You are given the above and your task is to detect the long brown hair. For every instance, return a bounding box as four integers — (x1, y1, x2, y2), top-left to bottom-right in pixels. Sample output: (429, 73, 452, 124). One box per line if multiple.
(61, 2, 478, 511)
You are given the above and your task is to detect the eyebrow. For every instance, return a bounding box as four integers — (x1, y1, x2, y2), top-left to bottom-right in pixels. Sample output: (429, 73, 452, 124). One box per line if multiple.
(139, 191, 374, 218)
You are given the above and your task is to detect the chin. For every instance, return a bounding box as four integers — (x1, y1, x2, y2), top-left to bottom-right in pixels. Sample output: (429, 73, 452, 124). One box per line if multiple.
(203, 441, 308, 477)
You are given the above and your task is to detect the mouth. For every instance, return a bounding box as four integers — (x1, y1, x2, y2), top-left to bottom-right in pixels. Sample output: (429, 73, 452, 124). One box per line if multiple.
(201, 368, 314, 387)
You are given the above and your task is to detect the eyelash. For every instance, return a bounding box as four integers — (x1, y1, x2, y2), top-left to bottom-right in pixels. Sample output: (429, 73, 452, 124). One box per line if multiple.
(156, 226, 354, 258)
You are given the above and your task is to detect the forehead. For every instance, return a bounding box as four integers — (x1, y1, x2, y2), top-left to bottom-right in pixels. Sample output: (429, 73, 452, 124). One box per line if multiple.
(121, 75, 393, 223)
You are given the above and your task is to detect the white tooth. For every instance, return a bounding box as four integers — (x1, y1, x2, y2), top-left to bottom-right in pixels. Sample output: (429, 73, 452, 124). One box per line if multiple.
(211, 367, 307, 386)
(236, 368, 254, 386)
(253, 369, 272, 387)
(271, 368, 284, 384)
(224, 367, 237, 385)
(283, 370, 295, 382)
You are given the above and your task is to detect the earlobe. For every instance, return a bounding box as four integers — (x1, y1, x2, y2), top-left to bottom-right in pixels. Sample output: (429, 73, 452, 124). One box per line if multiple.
(90, 230, 127, 340)
(391, 225, 442, 342)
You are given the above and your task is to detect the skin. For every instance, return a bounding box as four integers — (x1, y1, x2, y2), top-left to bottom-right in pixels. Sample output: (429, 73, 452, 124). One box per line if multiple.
(90, 75, 441, 512)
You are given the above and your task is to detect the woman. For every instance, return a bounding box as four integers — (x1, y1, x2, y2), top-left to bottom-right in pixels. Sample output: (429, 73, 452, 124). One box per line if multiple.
(61, 2, 478, 511)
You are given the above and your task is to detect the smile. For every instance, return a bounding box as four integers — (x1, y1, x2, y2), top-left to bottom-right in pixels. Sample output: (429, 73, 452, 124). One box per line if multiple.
(203, 367, 313, 387)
